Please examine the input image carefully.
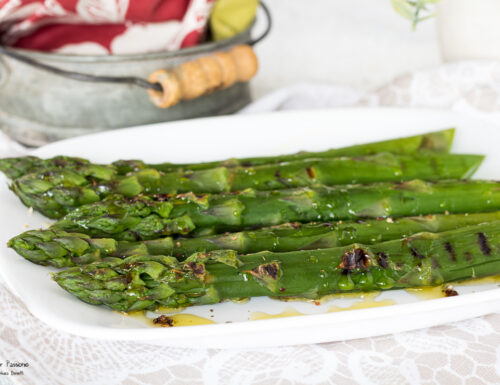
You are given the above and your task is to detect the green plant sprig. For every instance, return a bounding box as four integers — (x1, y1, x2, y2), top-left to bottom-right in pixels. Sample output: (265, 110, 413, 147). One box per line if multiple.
(391, 0, 441, 28)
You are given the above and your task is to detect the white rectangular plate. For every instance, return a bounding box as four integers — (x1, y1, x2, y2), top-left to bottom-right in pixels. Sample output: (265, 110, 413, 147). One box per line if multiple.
(2, 108, 500, 348)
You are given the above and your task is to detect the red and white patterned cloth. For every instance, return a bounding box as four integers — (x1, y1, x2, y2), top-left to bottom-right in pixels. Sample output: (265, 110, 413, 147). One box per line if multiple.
(0, 0, 214, 54)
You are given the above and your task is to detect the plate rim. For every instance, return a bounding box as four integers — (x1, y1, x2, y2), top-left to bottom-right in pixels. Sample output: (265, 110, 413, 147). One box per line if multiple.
(32, 106, 460, 160)
(2, 106, 500, 347)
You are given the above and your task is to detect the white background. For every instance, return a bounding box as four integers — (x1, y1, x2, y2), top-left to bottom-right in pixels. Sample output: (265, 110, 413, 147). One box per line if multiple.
(251, 0, 441, 98)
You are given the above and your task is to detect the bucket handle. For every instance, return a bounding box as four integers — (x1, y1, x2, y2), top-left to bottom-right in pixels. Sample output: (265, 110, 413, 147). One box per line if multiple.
(148, 44, 259, 108)
(0, 1, 272, 94)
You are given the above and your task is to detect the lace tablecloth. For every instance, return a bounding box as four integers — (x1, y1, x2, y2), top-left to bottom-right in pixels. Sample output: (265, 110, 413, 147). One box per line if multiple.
(2, 61, 500, 385)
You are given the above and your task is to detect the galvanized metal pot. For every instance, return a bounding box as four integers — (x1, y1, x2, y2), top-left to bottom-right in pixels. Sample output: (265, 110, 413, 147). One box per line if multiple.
(0, 6, 270, 146)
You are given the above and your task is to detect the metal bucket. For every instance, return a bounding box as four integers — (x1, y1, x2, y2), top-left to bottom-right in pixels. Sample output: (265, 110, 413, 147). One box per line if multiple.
(0, 4, 270, 147)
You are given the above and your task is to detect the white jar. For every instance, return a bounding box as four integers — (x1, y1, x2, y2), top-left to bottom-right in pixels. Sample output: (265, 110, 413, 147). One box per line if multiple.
(437, 0, 500, 61)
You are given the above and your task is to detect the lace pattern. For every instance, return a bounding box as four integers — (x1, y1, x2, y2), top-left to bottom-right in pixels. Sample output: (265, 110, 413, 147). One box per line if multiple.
(2, 61, 500, 384)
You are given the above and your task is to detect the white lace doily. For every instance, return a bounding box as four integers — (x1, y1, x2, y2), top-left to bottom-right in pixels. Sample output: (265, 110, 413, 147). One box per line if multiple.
(3, 61, 500, 385)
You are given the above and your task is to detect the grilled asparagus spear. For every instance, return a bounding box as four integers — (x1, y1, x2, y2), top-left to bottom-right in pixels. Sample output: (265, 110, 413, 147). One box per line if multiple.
(0, 155, 93, 180)
(0, 129, 454, 179)
(115, 128, 456, 173)
(50, 180, 500, 241)
(10, 152, 483, 218)
(53, 221, 500, 312)
(11, 211, 500, 268)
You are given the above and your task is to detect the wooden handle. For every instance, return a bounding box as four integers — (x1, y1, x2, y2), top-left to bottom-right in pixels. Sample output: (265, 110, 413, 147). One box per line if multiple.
(148, 44, 258, 108)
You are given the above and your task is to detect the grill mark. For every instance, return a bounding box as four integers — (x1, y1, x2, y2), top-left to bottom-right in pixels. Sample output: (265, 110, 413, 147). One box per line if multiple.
(262, 264, 279, 279)
(53, 158, 67, 167)
(153, 193, 172, 201)
(183, 262, 205, 279)
(410, 247, 425, 259)
(444, 285, 459, 297)
(249, 262, 280, 280)
(306, 166, 316, 179)
(376, 252, 389, 268)
(465, 252, 472, 262)
(444, 242, 456, 261)
(153, 315, 174, 327)
(477, 232, 491, 256)
(339, 248, 371, 271)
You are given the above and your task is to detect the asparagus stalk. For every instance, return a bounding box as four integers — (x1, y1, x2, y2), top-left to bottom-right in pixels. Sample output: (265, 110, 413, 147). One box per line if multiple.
(0, 129, 454, 179)
(50, 180, 500, 241)
(10, 153, 483, 219)
(11, 211, 500, 268)
(53, 221, 500, 312)
(115, 128, 456, 173)
(0, 155, 92, 180)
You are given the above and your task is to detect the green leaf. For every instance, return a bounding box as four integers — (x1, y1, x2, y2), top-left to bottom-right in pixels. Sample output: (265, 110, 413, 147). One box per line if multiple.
(390, 0, 440, 28)
(391, 0, 417, 20)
